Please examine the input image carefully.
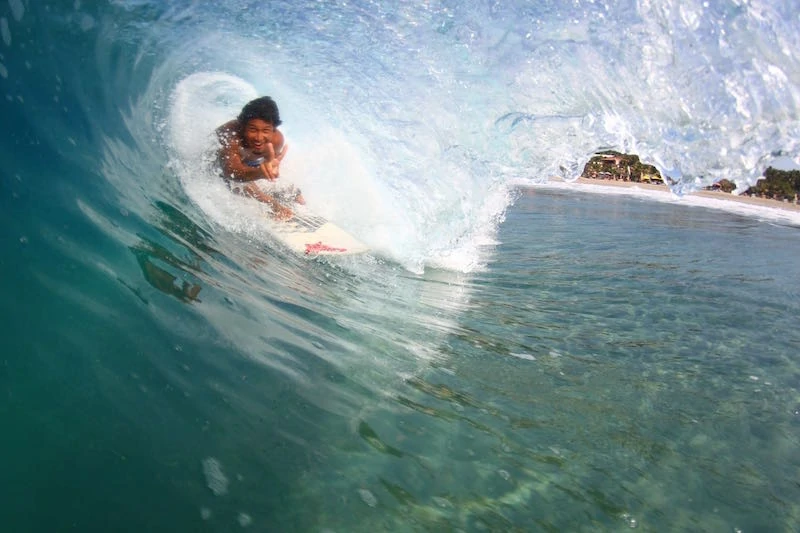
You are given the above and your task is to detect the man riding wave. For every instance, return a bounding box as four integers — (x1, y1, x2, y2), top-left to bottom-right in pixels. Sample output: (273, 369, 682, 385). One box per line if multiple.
(216, 96, 304, 219)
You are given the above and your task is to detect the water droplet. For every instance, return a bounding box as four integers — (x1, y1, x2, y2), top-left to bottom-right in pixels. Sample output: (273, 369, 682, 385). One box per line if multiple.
(237, 513, 252, 527)
(9, 0, 24, 22)
(0, 19, 10, 48)
(358, 488, 377, 507)
(79, 14, 95, 32)
(201, 457, 229, 496)
(432, 496, 452, 508)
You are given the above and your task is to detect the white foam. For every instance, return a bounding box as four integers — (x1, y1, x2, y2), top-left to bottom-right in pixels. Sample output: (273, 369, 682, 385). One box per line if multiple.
(167, 71, 508, 273)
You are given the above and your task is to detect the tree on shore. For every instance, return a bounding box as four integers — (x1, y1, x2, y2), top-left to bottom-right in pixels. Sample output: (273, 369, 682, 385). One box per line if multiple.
(707, 179, 736, 193)
(744, 167, 800, 201)
(581, 151, 663, 183)
(582, 151, 800, 201)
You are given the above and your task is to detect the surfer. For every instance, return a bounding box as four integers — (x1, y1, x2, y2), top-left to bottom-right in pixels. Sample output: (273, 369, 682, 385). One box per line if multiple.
(216, 96, 304, 219)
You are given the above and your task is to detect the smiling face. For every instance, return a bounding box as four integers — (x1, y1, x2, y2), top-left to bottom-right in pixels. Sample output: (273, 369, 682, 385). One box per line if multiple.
(242, 118, 275, 155)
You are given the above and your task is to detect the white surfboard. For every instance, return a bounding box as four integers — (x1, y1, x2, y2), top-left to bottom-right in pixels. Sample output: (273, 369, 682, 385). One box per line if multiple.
(267, 208, 369, 256)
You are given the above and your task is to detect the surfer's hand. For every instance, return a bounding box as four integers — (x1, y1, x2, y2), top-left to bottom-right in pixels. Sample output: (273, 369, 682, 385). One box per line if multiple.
(271, 203, 293, 221)
(260, 160, 277, 181)
(260, 142, 288, 180)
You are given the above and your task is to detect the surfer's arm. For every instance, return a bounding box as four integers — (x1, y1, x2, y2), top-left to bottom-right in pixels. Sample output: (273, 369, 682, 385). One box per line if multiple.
(240, 183, 293, 220)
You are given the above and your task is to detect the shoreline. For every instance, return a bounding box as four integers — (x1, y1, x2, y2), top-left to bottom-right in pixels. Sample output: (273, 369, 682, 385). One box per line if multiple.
(559, 177, 800, 214)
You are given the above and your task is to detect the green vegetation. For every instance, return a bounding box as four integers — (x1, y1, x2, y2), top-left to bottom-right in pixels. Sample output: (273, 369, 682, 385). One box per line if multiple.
(582, 151, 800, 202)
(581, 151, 663, 184)
(742, 167, 800, 201)
(706, 179, 736, 193)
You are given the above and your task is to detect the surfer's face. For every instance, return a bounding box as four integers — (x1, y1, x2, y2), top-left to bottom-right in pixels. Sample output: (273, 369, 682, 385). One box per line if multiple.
(243, 118, 275, 154)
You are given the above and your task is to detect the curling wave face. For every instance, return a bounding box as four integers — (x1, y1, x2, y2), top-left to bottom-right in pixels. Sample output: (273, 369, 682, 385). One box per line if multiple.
(4, 0, 799, 271)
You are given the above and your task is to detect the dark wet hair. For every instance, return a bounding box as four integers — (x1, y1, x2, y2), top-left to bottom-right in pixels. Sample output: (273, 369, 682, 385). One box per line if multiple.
(237, 96, 282, 130)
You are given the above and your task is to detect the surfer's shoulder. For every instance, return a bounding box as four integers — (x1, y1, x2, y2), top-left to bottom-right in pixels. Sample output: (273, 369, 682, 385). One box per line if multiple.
(216, 120, 240, 145)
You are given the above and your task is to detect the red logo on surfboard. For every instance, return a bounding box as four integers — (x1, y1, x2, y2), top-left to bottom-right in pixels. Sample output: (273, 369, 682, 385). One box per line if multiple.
(305, 241, 348, 254)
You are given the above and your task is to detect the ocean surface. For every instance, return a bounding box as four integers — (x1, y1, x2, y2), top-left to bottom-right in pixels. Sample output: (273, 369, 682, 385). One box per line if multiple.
(2, 1, 800, 531)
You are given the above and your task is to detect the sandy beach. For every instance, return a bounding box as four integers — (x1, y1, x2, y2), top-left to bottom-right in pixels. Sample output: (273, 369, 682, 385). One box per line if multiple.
(571, 177, 800, 213)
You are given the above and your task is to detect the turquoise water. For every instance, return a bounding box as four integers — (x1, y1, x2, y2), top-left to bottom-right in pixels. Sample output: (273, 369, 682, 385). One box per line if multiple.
(5, 187, 800, 531)
(2, 1, 800, 531)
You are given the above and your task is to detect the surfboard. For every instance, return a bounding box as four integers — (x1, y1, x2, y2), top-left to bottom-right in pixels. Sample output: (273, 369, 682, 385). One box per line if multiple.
(266, 208, 370, 256)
